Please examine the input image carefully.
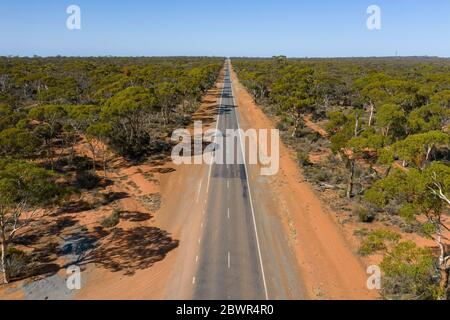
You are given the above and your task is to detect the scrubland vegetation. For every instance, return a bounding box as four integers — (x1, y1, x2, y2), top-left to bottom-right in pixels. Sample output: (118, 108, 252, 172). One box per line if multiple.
(0, 56, 222, 284)
(233, 56, 450, 299)
(1, 54, 448, 300)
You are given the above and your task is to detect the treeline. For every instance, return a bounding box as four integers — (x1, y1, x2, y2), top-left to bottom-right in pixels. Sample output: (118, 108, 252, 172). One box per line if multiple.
(0, 57, 223, 159)
(233, 57, 450, 300)
(0, 57, 223, 284)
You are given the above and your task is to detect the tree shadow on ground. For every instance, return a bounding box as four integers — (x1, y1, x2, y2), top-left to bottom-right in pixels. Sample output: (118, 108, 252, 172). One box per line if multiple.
(120, 211, 153, 222)
(53, 191, 130, 216)
(53, 200, 94, 215)
(150, 167, 176, 174)
(79, 226, 179, 276)
(9, 200, 174, 282)
(11, 216, 81, 281)
(24, 242, 61, 281)
(146, 153, 174, 167)
(14, 216, 78, 247)
(192, 105, 220, 124)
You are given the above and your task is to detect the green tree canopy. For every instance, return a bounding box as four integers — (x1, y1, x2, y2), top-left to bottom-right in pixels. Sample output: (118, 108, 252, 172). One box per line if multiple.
(0, 128, 41, 157)
(376, 104, 406, 140)
(0, 160, 62, 207)
(390, 131, 450, 169)
(102, 86, 158, 118)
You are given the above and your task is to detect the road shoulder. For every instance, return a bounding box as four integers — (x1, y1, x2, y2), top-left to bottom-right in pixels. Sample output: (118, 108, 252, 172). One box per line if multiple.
(230, 65, 379, 300)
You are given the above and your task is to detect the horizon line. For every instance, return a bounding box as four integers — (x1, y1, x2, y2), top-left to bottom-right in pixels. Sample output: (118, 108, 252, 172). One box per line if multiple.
(1, 54, 450, 59)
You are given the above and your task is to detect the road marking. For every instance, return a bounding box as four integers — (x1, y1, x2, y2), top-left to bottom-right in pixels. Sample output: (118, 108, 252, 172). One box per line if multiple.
(205, 71, 225, 194)
(228, 251, 231, 269)
(227, 180, 230, 189)
(227, 208, 230, 219)
(229, 61, 270, 300)
(196, 255, 199, 263)
(198, 237, 201, 244)
(196, 180, 203, 203)
(192, 277, 196, 285)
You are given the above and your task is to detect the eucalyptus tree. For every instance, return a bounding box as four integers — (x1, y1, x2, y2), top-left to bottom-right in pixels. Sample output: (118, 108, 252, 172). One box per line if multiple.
(0, 160, 64, 283)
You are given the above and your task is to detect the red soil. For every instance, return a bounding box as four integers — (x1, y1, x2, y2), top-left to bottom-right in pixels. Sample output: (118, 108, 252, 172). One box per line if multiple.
(230, 65, 379, 300)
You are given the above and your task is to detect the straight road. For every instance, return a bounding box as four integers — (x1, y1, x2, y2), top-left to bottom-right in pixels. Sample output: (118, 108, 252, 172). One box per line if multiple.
(193, 60, 268, 300)
(191, 60, 303, 300)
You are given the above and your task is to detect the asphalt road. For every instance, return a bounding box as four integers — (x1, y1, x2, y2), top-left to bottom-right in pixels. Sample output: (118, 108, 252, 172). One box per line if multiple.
(193, 61, 267, 300)
(192, 60, 303, 300)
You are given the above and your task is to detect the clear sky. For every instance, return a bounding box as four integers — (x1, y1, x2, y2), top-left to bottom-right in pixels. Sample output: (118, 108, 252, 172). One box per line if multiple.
(0, 0, 449, 57)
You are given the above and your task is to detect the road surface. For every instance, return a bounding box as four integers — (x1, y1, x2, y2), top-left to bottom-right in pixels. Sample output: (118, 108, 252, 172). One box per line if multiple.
(190, 60, 304, 300)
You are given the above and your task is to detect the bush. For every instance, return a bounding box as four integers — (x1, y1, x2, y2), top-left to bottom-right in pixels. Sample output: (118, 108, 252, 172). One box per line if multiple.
(305, 131, 323, 143)
(76, 170, 101, 190)
(354, 205, 376, 223)
(276, 121, 287, 132)
(304, 165, 332, 183)
(381, 241, 438, 300)
(297, 151, 312, 167)
(294, 127, 310, 139)
(100, 209, 120, 228)
(359, 230, 401, 256)
(5, 247, 28, 279)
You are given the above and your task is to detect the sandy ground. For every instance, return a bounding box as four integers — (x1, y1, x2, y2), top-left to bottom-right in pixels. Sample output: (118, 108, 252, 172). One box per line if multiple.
(75, 72, 226, 300)
(73, 163, 176, 299)
(0, 69, 225, 300)
(303, 114, 329, 138)
(230, 66, 379, 300)
(1, 65, 377, 301)
(3, 64, 441, 301)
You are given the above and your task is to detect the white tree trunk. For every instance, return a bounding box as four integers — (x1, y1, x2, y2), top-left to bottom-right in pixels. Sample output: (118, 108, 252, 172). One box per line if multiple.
(368, 102, 375, 127)
(1, 236, 8, 284)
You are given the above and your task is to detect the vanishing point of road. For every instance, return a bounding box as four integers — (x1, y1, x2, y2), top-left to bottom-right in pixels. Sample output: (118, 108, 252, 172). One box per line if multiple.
(190, 60, 304, 300)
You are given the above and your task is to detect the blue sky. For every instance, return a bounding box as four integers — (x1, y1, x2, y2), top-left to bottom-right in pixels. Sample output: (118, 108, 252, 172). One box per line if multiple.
(0, 0, 449, 57)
